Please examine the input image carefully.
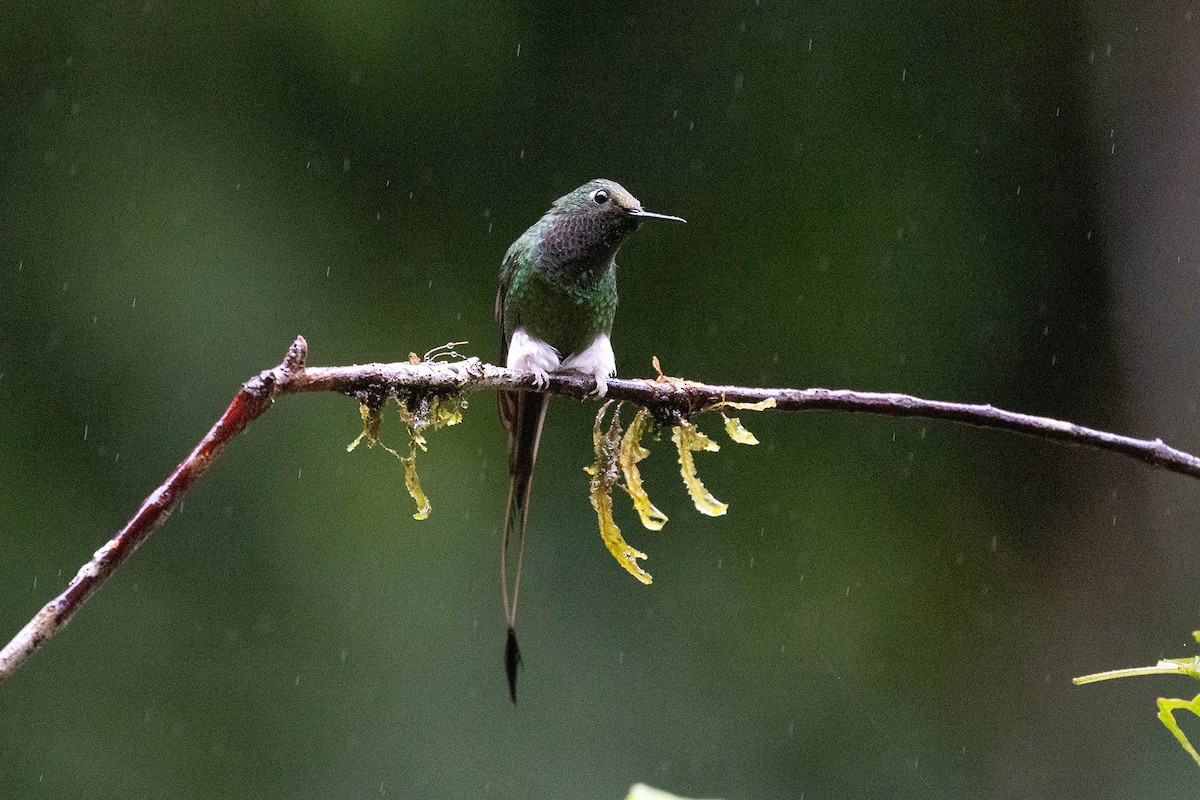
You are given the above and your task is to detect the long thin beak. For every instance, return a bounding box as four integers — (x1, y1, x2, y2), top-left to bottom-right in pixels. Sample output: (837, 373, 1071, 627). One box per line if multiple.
(629, 209, 687, 223)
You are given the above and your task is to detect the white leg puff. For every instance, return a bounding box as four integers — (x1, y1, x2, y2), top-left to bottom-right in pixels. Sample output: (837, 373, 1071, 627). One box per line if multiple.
(562, 333, 617, 397)
(507, 328, 561, 388)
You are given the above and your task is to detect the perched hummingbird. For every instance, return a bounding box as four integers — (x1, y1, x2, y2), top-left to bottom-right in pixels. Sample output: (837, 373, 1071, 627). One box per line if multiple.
(496, 178, 685, 702)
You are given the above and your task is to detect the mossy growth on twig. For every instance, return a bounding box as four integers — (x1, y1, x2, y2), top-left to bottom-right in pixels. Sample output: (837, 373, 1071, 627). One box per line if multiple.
(345, 342, 470, 519)
(344, 346, 775, 581)
(346, 392, 466, 520)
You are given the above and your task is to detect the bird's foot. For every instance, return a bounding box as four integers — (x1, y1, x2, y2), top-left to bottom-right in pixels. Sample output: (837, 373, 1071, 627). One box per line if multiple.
(561, 333, 615, 399)
(507, 328, 560, 392)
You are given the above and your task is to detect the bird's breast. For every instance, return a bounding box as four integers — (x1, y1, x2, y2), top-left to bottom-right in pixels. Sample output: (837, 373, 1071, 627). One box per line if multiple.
(506, 263, 617, 357)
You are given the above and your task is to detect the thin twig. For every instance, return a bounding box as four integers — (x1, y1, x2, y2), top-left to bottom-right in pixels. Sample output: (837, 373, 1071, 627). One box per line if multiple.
(0, 337, 308, 681)
(2, 334, 1198, 682)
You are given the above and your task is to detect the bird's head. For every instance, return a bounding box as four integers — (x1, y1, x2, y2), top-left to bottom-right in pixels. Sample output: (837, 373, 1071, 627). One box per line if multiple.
(551, 179, 686, 232)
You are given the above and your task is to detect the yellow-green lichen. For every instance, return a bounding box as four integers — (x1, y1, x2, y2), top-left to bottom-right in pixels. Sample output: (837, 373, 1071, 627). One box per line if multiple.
(671, 421, 728, 517)
(585, 402, 652, 584)
(619, 407, 668, 531)
(710, 397, 776, 446)
(347, 393, 465, 520)
(347, 403, 399, 457)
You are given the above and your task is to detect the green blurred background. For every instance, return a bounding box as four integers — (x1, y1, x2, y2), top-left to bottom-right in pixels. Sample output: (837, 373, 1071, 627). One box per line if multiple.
(3, 1, 1200, 797)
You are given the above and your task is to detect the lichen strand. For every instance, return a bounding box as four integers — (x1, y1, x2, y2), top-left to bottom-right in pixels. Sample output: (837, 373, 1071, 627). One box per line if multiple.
(346, 402, 397, 456)
(585, 402, 652, 584)
(715, 398, 778, 413)
(672, 421, 728, 517)
(397, 393, 466, 452)
(722, 415, 760, 445)
(619, 407, 668, 531)
(400, 450, 432, 520)
(394, 394, 465, 520)
(711, 397, 776, 446)
(346, 394, 465, 520)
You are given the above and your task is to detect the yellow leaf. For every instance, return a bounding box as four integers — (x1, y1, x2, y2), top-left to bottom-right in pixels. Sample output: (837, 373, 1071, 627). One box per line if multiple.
(619, 407, 668, 531)
(588, 402, 652, 584)
(672, 421, 728, 517)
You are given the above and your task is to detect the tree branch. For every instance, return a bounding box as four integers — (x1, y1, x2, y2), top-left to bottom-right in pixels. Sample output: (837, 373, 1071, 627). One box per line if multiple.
(3, 334, 1197, 682)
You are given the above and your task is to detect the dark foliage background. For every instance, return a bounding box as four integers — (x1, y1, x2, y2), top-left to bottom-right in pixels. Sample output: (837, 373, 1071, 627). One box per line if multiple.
(2, 2, 1199, 798)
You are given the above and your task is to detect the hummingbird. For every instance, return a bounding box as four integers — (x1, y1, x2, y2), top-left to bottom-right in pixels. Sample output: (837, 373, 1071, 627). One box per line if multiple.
(496, 178, 685, 702)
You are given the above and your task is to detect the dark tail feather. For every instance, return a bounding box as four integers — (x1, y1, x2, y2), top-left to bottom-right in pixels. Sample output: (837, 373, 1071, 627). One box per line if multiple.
(505, 626, 522, 703)
(500, 389, 549, 703)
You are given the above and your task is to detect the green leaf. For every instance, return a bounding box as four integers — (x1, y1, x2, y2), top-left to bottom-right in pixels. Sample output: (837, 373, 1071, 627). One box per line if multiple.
(1158, 694, 1200, 768)
(626, 783, 723, 800)
(1074, 630, 1200, 768)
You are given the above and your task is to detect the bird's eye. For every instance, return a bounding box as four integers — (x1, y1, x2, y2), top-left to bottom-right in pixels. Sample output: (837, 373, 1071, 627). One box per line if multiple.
(591, 189, 610, 205)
